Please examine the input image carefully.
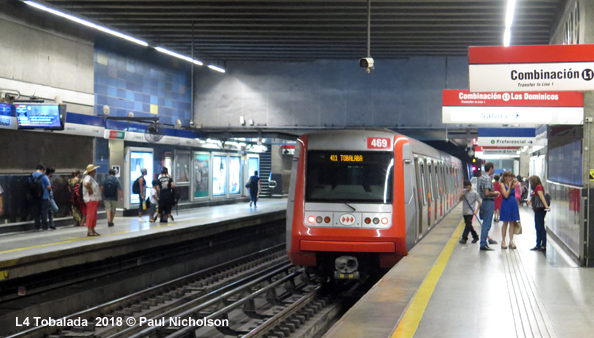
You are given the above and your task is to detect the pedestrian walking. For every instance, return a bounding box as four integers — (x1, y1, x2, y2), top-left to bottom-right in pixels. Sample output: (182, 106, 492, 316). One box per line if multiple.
(83, 164, 102, 236)
(101, 169, 123, 227)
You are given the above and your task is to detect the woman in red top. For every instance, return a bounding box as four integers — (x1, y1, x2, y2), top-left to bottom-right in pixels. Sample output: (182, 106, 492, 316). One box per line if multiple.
(493, 175, 502, 222)
(528, 175, 550, 251)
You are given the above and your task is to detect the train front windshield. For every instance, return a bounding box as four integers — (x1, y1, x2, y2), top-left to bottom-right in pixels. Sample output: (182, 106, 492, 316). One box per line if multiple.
(306, 151, 394, 203)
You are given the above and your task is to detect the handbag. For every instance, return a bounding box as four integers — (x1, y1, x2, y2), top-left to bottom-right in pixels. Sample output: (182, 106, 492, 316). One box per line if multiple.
(514, 220, 522, 235)
(531, 194, 545, 209)
(49, 198, 59, 213)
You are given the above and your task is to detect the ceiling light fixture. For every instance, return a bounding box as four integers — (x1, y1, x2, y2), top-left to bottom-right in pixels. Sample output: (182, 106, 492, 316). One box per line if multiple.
(24, 1, 148, 46)
(503, 0, 517, 47)
(155, 47, 203, 66)
(208, 65, 226, 73)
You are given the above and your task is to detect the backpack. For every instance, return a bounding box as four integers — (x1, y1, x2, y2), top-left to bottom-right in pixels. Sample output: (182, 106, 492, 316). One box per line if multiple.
(73, 181, 84, 203)
(29, 174, 45, 200)
(103, 178, 118, 199)
(132, 176, 142, 194)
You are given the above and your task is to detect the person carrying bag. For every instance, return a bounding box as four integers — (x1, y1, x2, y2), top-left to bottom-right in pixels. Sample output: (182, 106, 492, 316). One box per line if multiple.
(528, 175, 550, 251)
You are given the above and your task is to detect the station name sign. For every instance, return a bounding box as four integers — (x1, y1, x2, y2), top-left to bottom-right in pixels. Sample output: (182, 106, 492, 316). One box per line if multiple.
(469, 44, 594, 92)
(442, 89, 583, 125)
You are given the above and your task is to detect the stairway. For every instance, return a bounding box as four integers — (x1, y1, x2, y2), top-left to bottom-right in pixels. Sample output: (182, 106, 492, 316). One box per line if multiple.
(259, 147, 272, 197)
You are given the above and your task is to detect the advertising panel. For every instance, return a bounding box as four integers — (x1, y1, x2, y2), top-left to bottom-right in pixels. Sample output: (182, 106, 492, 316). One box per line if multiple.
(193, 153, 210, 198)
(229, 156, 241, 195)
(130, 151, 154, 205)
(213, 155, 227, 196)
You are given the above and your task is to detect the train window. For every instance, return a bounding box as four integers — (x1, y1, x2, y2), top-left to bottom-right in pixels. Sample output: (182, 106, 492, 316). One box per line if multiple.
(305, 151, 394, 203)
(419, 161, 427, 205)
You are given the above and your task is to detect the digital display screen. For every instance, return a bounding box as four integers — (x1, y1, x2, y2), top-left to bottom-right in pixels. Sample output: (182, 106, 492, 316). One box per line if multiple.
(0, 103, 13, 116)
(330, 154, 364, 162)
(130, 151, 154, 205)
(16, 104, 65, 129)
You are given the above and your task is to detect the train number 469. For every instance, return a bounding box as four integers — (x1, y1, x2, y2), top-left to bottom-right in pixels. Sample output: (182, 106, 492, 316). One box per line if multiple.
(367, 137, 391, 149)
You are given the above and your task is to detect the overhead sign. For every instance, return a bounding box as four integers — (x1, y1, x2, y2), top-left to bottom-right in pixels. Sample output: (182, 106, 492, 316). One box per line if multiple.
(104, 130, 125, 139)
(442, 90, 584, 125)
(469, 44, 594, 92)
(482, 148, 519, 155)
(476, 137, 546, 147)
(56, 123, 104, 137)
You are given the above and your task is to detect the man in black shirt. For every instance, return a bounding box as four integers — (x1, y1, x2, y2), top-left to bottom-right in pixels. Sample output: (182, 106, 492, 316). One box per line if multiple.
(158, 167, 175, 223)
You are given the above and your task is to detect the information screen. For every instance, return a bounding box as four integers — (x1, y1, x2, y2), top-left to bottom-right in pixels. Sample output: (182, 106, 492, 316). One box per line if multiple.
(16, 104, 64, 129)
(130, 151, 154, 205)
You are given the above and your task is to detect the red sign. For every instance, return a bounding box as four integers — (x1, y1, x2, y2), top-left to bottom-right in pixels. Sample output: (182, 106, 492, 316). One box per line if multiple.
(442, 90, 583, 108)
(367, 137, 391, 149)
(469, 44, 594, 64)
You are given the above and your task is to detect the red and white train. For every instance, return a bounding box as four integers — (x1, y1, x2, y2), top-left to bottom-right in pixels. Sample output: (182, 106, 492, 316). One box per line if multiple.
(286, 129, 463, 280)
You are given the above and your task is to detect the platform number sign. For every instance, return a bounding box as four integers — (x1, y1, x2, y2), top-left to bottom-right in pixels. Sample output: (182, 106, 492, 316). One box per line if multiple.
(367, 137, 391, 150)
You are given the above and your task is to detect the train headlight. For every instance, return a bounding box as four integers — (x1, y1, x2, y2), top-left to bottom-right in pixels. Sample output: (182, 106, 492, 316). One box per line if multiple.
(381, 217, 389, 225)
(324, 216, 331, 223)
(316, 216, 323, 223)
(307, 216, 316, 223)
(364, 217, 371, 224)
(373, 217, 380, 224)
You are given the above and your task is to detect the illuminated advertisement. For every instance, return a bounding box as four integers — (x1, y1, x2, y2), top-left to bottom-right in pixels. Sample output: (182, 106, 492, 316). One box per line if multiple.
(248, 157, 259, 177)
(229, 156, 241, 194)
(175, 152, 191, 184)
(130, 151, 154, 205)
(213, 155, 227, 196)
(193, 153, 210, 198)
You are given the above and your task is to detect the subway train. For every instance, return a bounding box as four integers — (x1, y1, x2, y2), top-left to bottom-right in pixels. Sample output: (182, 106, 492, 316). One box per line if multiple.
(286, 129, 463, 281)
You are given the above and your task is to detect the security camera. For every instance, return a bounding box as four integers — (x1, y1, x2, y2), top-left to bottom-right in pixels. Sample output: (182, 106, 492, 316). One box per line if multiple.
(359, 57, 374, 69)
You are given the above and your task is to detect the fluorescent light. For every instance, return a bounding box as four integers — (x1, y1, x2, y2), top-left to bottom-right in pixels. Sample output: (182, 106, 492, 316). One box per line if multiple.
(208, 65, 226, 73)
(24, 1, 148, 46)
(155, 47, 203, 66)
(505, 0, 517, 28)
(503, 28, 511, 47)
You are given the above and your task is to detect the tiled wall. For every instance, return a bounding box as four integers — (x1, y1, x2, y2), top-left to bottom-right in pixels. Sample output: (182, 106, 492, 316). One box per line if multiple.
(93, 48, 192, 126)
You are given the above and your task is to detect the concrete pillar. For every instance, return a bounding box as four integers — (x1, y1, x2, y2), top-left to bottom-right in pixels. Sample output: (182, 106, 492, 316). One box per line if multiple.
(109, 139, 125, 208)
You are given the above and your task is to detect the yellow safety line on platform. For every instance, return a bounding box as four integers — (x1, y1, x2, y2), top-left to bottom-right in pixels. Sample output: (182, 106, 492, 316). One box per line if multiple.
(391, 220, 465, 338)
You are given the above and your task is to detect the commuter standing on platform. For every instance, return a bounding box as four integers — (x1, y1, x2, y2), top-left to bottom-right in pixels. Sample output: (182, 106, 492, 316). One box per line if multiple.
(135, 168, 147, 221)
(500, 171, 520, 249)
(83, 164, 101, 236)
(247, 170, 261, 208)
(68, 171, 85, 227)
(101, 169, 123, 227)
(29, 165, 51, 231)
(158, 168, 175, 223)
(458, 179, 480, 244)
(528, 175, 550, 251)
(493, 175, 502, 222)
(149, 179, 160, 222)
(45, 167, 57, 231)
(478, 162, 501, 251)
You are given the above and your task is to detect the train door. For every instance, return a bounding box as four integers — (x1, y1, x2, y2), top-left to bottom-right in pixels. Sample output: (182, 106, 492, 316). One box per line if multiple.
(415, 158, 428, 236)
(437, 163, 443, 218)
(425, 159, 434, 228)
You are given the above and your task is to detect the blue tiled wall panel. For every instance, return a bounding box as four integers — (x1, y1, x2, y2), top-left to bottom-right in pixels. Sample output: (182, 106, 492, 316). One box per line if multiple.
(94, 48, 191, 127)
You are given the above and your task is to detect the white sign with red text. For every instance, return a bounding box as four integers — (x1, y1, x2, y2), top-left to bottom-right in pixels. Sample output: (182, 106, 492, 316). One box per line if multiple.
(442, 89, 583, 125)
(469, 44, 594, 92)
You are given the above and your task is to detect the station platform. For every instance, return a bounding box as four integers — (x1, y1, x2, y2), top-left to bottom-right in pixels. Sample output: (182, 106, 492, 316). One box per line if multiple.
(0, 199, 287, 281)
(326, 205, 594, 338)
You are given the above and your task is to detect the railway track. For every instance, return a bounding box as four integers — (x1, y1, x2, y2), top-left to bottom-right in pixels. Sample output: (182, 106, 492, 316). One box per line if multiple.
(9, 244, 364, 338)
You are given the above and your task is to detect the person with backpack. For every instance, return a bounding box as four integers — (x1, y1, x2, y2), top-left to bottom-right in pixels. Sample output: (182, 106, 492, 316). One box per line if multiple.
(68, 170, 86, 227)
(101, 169, 123, 227)
(458, 180, 480, 244)
(528, 175, 550, 252)
(30, 164, 51, 231)
(133, 168, 148, 221)
(83, 164, 102, 236)
(247, 170, 261, 208)
(158, 167, 175, 223)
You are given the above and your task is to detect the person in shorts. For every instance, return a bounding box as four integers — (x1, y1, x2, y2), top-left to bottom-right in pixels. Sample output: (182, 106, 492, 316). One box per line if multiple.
(459, 179, 480, 244)
(149, 179, 160, 222)
(101, 169, 123, 227)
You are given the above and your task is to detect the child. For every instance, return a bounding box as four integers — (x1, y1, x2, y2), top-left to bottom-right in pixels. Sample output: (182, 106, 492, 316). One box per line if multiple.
(149, 179, 160, 222)
(458, 179, 481, 244)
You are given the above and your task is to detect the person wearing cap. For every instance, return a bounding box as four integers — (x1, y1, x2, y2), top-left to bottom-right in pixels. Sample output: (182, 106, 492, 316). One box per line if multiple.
(83, 164, 102, 236)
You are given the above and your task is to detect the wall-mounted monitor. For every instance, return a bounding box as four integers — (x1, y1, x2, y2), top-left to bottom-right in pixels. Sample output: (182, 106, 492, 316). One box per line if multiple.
(15, 104, 67, 130)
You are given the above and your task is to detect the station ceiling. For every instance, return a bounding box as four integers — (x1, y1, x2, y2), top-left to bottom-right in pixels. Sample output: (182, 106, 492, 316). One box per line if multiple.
(38, 0, 566, 62)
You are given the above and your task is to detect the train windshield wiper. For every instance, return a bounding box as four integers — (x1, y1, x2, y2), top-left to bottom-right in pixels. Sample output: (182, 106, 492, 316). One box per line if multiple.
(344, 203, 356, 211)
